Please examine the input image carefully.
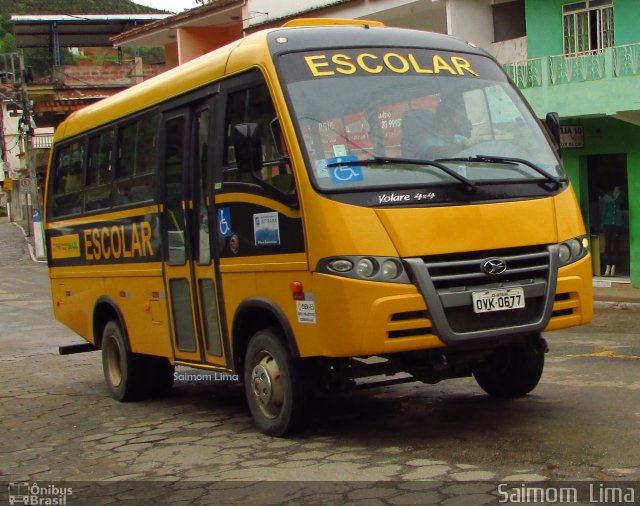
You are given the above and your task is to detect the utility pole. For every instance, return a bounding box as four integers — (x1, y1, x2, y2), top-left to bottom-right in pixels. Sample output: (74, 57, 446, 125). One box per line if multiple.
(18, 51, 45, 259)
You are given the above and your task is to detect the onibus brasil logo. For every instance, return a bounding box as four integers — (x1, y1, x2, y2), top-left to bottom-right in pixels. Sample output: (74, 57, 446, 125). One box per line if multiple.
(8, 482, 72, 505)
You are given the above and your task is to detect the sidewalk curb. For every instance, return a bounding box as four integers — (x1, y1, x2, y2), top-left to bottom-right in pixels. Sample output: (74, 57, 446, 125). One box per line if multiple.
(594, 300, 640, 310)
(11, 222, 47, 264)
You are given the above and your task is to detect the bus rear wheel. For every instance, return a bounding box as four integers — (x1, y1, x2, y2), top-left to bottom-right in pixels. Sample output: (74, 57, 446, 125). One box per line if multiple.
(244, 328, 308, 436)
(102, 320, 145, 401)
(102, 320, 175, 400)
(473, 337, 546, 398)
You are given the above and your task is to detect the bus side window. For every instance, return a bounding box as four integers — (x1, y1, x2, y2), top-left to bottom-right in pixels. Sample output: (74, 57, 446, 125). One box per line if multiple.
(115, 113, 158, 205)
(51, 140, 84, 218)
(85, 129, 114, 212)
(223, 82, 294, 194)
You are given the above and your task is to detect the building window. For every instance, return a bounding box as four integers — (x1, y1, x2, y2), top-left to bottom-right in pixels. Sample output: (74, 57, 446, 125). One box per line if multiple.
(493, 0, 526, 43)
(563, 0, 614, 56)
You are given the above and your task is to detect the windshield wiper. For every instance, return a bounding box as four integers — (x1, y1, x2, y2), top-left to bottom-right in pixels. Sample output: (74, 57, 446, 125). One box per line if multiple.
(436, 155, 562, 190)
(326, 156, 477, 192)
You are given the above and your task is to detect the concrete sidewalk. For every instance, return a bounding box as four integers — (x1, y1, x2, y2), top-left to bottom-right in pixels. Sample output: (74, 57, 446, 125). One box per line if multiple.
(593, 277, 640, 306)
(0, 218, 30, 265)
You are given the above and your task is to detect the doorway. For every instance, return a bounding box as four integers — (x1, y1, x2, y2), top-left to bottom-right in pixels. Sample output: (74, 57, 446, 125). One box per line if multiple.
(587, 154, 629, 277)
(161, 101, 228, 368)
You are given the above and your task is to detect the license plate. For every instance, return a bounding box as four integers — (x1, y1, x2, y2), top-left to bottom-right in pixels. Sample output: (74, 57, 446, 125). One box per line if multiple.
(471, 287, 525, 314)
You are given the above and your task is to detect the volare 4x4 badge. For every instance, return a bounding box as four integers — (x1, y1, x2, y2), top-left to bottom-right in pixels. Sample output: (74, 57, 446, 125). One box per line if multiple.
(377, 192, 437, 204)
(378, 193, 410, 204)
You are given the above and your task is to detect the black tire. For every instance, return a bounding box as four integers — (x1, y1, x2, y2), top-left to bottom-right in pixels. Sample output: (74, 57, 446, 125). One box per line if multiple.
(102, 320, 145, 401)
(244, 328, 309, 436)
(473, 338, 546, 398)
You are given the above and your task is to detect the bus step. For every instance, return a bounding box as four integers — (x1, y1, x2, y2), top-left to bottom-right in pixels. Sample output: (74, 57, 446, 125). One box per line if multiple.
(58, 343, 98, 355)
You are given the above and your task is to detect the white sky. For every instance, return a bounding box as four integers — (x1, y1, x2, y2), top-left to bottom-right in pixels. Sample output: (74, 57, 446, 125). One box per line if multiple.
(134, 0, 202, 14)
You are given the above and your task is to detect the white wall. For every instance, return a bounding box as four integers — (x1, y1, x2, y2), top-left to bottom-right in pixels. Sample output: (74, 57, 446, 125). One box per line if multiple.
(446, 0, 493, 49)
(0, 102, 22, 180)
(490, 36, 528, 64)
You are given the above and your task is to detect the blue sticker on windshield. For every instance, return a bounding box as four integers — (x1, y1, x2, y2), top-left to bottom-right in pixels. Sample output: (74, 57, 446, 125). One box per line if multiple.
(327, 156, 364, 184)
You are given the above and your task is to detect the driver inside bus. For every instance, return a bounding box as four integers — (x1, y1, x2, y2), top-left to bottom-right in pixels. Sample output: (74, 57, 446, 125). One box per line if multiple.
(423, 97, 478, 159)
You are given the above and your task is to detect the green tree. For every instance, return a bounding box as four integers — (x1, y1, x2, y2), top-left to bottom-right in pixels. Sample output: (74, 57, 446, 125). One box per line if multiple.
(0, 14, 16, 53)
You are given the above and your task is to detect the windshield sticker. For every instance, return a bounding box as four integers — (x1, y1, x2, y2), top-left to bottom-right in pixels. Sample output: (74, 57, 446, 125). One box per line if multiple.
(333, 145, 348, 156)
(253, 212, 281, 246)
(304, 51, 479, 78)
(315, 159, 330, 178)
(327, 156, 364, 184)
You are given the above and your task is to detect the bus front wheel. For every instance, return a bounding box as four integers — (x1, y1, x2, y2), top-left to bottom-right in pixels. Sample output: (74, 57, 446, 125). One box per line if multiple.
(244, 328, 308, 436)
(473, 337, 546, 398)
(102, 320, 144, 401)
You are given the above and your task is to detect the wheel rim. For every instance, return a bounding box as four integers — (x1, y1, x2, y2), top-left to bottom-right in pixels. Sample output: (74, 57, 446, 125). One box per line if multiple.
(105, 335, 123, 388)
(250, 350, 284, 420)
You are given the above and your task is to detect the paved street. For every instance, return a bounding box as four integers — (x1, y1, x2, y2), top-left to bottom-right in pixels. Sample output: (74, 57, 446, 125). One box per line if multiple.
(1, 220, 639, 504)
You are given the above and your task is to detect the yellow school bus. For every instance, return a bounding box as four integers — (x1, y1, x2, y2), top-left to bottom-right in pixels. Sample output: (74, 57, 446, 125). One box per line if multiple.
(45, 18, 593, 436)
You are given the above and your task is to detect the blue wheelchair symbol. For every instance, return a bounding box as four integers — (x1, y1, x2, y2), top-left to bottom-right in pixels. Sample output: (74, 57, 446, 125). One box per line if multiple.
(218, 208, 232, 237)
(327, 156, 364, 184)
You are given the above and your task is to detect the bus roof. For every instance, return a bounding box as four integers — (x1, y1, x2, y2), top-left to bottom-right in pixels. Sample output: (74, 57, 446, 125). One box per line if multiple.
(266, 22, 483, 57)
(55, 20, 487, 141)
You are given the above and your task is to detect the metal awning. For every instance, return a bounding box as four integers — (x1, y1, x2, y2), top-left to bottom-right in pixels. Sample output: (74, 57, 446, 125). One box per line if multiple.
(11, 14, 171, 48)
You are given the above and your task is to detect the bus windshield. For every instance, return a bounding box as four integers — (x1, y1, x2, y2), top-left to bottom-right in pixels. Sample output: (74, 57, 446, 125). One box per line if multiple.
(278, 48, 564, 192)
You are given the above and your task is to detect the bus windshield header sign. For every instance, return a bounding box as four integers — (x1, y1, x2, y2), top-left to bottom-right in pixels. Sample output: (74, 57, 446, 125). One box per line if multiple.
(280, 48, 493, 82)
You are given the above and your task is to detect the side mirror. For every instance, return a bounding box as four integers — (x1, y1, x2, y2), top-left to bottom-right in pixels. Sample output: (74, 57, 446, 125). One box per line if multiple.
(233, 123, 263, 173)
(545, 112, 561, 148)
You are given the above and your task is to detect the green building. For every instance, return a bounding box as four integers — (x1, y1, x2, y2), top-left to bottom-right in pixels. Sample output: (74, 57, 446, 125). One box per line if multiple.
(505, 0, 639, 285)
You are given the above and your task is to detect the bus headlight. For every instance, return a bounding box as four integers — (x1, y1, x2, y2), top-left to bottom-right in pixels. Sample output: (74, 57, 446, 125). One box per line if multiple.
(558, 244, 571, 264)
(558, 235, 589, 267)
(356, 258, 377, 278)
(318, 256, 410, 283)
(381, 259, 401, 280)
(328, 259, 353, 272)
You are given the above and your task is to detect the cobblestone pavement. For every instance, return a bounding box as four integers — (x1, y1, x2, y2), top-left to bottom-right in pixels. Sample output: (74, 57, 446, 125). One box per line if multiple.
(1, 229, 639, 504)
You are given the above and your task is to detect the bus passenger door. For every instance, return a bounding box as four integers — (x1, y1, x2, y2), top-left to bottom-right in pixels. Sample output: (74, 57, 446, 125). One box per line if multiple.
(161, 103, 227, 368)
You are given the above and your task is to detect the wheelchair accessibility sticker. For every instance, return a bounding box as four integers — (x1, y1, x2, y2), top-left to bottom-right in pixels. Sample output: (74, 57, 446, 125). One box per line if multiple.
(217, 207, 232, 237)
(327, 156, 364, 184)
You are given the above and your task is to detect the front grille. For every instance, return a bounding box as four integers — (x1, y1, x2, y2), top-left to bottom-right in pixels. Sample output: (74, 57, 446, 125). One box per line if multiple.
(404, 245, 557, 344)
(423, 246, 551, 291)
